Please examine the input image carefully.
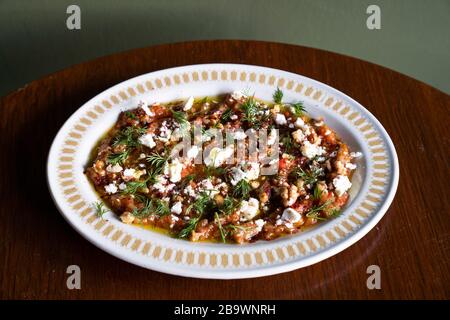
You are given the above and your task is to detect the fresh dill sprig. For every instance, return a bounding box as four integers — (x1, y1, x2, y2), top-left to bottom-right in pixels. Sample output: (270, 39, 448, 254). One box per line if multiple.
(178, 215, 201, 239)
(233, 180, 251, 200)
(214, 213, 227, 243)
(289, 102, 306, 117)
(107, 149, 131, 165)
(328, 208, 341, 218)
(186, 192, 212, 215)
(313, 184, 323, 200)
(146, 151, 168, 175)
(121, 178, 148, 195)
(241, 97, 259, 127)
(125, 111, 137, 120)
(272, 86, 306, 117)
(93, 201, 108, 218)
(220, 196, 238, 215)
(281, 135, 296, 153)
(273, 87, 283, 104)
(132, 197, 170, 218)
(112, 126, 146, 148)
(172, 110, 190, 133)
(220, 108, 233, 123)
(305, 200, 332, 221)
(291, 167, 322, 187)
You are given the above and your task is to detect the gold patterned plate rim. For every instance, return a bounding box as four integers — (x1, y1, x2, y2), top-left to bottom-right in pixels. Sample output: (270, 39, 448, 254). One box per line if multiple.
(47, 64, 399, 279)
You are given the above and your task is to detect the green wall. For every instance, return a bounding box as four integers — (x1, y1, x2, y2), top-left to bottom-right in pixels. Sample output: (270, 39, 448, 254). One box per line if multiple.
(1, 0, 449, 97)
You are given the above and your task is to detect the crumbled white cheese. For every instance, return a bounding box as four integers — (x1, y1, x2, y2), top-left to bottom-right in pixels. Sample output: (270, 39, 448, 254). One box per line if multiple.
(230, 162, 260, 185)
(254, 219, 265, 232)
(139, 153, 146, 159)
(345, 162, 357, 170)
(275, 114, 287, 125)
(168, 160, 183, 183)
(123, 168, 136, 179)
(157, 121, 173, 143)
(230, 114, 238, 120)
(350, 151, 363, 159)
(186, 145, 200, 160)
(139, 133, 156, 148)
(140, 104, 154, 117)
(294, 117, 306, 128)
(106, 163, 123, 173)
(282, 208, 301, 223)
(333, 175, 352, 196)
(171, 201, 183, 214)
(204, 145, 234, 167)
(301, 141, 325, 159)
(104, 183, 118, 194)
(183, 96, 194, 111)
(184, 185, 197, 198)
(118, 182, 127, 190)
(239, 198, 260, 221)
(292, 129, 305, 144)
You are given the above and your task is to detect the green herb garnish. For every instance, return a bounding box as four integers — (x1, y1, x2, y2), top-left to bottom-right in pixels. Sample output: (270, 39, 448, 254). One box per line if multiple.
(178, 215, 201, 239)
(93, 201, 108, 218)
(214, 213, 227, 243)
(107, 149, 131, 165)
(121, 178, 149, 195)
(291, 167, 322, 187)
(112, 126, 146, 148)
(146, 151, 168, 175)
(273, 87, 283, 104)
(220, 108, 233, 123)
(233, 179, 251, 200)
(305, 200, 332, 221)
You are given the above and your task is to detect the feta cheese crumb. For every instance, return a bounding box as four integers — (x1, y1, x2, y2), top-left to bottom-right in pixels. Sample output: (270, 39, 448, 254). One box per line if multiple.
(239, 198, 260, 221)
(118, 182, 127, 190)
(123, 168, 136, 179)
(333, 175, 352, 196)
(104, 183, 118, 194)
(350, 151, 363, 159)
(140, 103, 154, 117)
(168, 160, 183, 183)
(301, 141, 325, 159)
(171, 201, 183, 214)
(139, 133, 156, 149)
(275, 114, 287, 125)
(204, 145, 234, 167)
(292, 129, 305, 144)
(230, 162, 260, 185)
(254, 219, 265, 232)
(186, 145, 200, 160)
(282, 208, 301, 223)
(230, 114, 238, 120)
(106, 163, 123, 173)
(345, 162, 357, 170)
(183, 96, 194, 111)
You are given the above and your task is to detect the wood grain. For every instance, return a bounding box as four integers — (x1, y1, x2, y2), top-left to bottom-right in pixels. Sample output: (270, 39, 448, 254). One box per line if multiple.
(0, 40, 449, 299)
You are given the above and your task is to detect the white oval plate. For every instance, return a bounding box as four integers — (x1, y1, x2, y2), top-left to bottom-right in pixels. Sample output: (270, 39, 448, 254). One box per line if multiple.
(47, 64, 399, 279)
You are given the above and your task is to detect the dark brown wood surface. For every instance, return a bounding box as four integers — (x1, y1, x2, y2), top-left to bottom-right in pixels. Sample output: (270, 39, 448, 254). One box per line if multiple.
(0, 40, 449, 300)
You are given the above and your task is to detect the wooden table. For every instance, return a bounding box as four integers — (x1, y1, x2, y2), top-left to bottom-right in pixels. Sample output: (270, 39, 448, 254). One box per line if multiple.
(1, 40, 448, 300)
